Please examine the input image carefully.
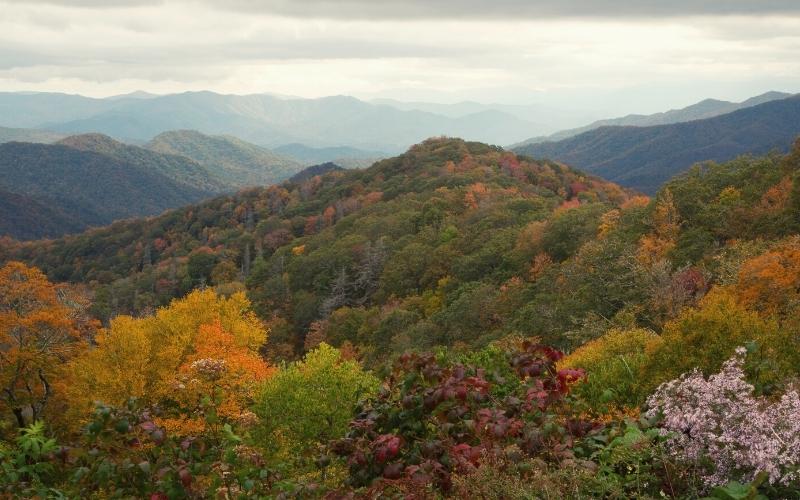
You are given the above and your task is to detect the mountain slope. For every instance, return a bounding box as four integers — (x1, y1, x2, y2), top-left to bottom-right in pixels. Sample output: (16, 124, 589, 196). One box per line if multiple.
(59, 133, 228, 193)
(0, 138, 632, 344)
(288, 162, 345, 183)
(0, 126, 65, 144)
(514, 94, 800, 194)
(6, 137, 800, 368)
(0, 140, 222, 240)
(513, 91, 793, 147)
(0, 187, 87, 240)
(147, 130, 303, 187)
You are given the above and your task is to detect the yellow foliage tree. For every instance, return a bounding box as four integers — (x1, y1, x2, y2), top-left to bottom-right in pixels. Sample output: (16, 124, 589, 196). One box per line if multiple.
(597, 209, 621, 238)
(64, 289, 268, 426)
(641, 287, 796, 394)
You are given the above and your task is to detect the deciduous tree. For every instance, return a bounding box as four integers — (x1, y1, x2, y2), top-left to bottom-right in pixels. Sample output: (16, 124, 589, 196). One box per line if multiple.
(0, 262, 90, 428)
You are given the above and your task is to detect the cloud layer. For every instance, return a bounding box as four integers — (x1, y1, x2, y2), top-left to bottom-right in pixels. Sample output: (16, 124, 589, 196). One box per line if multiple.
(7, 0, 800, 18)
(0, 0, 798, 116)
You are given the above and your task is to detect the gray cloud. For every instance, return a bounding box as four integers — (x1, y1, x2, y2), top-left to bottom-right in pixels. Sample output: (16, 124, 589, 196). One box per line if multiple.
(4, 0, 800, 18)
(0, 0, 798, 113)
(220, 0, 800, 19)
(0, 39, 468, 71)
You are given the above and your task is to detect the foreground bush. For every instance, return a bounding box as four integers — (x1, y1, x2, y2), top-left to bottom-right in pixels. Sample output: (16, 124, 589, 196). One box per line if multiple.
(327, 340, 591, 494)
(559, 327, 659, 411)
(254, 343, 379, 462)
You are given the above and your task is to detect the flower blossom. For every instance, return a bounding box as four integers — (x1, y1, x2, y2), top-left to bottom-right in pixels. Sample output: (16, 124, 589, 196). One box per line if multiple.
(646, 347, 800, 487)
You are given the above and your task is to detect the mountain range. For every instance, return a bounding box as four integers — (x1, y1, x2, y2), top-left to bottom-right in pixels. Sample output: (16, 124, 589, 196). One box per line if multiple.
(3, 88, 799, 240)
(514, 94, 800, 194)
(0, 131, 311, 240)
(512, 91, 793, 147)
(0, 91, 544, 152)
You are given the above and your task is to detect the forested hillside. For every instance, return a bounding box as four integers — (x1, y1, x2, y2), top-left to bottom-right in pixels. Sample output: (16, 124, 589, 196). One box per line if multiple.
(146, 130, 303, 188)
(515, 94, 800, 193)
(59, 133, 228, 193)
(3, 137, 800, 497)
(1, 138, 631, 339)
(0, 140, 223, 239)
(0, 187, 86, 240)
(0, 133, 311, 240)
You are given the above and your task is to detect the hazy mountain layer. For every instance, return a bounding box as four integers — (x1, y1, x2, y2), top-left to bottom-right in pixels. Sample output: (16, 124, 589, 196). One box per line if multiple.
(515, 94, 800, 193)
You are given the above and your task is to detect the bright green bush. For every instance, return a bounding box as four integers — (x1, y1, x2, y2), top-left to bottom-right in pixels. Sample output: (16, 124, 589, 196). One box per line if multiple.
(253, 344, 379, 460)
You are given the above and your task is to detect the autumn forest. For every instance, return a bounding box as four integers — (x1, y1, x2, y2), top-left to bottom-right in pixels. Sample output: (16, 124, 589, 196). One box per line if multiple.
(0, 133, 799, 498)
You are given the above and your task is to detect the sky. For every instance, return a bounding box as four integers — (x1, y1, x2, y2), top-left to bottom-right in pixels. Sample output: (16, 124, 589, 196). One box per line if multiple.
(1, 0, 799, 115)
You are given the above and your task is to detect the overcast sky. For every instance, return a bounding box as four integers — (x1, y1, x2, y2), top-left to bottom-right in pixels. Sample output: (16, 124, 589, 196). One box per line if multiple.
(1, 0, 799, 114)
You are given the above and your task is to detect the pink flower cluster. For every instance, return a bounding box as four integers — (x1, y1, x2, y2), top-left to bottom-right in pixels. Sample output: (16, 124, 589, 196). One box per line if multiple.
(646, 347, 800, 487)
(191, 357, 227, 380)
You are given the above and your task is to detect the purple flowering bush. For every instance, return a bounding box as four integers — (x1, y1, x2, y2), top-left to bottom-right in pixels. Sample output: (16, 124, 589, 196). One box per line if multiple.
(646, 346, 800, 488)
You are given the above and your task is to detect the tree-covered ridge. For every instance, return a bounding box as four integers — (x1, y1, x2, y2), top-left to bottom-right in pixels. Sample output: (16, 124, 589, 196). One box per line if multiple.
(146, 130, 304, 188)
(5, 136, 800, 363)
(59, 133, 229, 194)
(0, 131, 313, 241)
(0, 138, 629, 337)
(0, 140, 222, 240)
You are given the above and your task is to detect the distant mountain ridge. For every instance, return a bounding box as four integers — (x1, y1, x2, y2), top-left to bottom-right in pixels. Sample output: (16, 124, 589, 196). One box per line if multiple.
(146, 130, 303, 188)
(0, 91, 543, 151)
(59, 133, 228, 193)
(273, 143, 385, 169)
(514, 94, 800, 194)
(512, 91, 793, 147)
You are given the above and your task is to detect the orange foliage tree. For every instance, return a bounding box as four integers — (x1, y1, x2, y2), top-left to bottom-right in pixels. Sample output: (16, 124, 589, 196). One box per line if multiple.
(736, 237, 800, 316)
(463, 182, 488, 209)
(0, 262, 91, 428)
(164, 321, 273, 435)
(637, 190, 680, 265)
